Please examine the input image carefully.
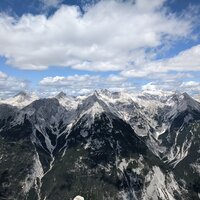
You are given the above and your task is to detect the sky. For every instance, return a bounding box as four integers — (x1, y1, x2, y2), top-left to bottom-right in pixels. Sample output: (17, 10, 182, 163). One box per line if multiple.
(0, 0, 200, 98)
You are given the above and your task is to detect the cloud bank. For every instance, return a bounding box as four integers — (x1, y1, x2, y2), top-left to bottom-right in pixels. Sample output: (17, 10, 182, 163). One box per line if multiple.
(0, 0, 199, 97)
(39, 74, 132, 96)
(0, 0, 193, 72)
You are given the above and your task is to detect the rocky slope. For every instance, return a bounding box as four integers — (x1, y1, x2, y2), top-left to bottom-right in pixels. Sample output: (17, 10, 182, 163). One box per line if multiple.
(0, 90, 200, 200)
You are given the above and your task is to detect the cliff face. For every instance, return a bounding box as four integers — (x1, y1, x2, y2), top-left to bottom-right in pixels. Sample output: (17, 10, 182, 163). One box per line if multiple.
(0, 91, 200, 200)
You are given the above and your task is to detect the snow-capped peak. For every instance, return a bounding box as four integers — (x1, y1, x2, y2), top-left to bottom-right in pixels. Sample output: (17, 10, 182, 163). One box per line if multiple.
(56, 91, 67, 99)
(0, 91, 38, 108)
(85, 101, 105, 117)
(141, 89, 174, 98)
(75, 91, 119, 122)
(96, 89, 114, 97)
(178, 92, 200, 113)
(175, 92, 200, 111)
(14, 91, 29, 98)
(167, 92, 200, 120)
(96, 89, 134, 105)
(77, 92, 107, 114)
(55, 92, 77, 110)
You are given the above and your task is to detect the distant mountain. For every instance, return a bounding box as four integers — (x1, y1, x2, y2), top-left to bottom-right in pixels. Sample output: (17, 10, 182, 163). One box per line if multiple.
(0, 90, 200, 199)
(55, 92, 78, 110)
(0, 91, 38, 108)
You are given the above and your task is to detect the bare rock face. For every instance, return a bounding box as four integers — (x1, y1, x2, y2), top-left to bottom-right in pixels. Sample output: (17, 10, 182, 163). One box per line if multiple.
(0, 90, 200, 200)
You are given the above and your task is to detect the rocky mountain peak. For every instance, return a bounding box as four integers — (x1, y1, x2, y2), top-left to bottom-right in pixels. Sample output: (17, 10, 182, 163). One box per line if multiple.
(56, 91, 67, 99)
(178, 92, 200, 112)
(0, 91, 38, 108)
(14, 91, 28, 98)
(1, 89, 200, 200)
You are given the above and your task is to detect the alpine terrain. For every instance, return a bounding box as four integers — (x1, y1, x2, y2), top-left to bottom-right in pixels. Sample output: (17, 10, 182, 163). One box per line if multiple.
(0, 90, 200, 200)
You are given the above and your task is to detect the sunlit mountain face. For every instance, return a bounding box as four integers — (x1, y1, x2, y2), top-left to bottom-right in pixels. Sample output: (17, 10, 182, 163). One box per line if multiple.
(0, 90, 200, 200)
(0, 0, 200, 199)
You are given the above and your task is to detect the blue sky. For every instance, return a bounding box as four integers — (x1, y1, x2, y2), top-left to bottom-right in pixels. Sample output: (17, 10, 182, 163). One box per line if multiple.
(0, 0, 200, 98)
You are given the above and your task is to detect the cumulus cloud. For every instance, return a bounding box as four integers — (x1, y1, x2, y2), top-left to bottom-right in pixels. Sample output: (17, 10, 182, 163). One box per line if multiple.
(141, 81, 178, 93)
(121, 69, 193, 80)
(0, 0, 193, 71)
(0, 71, 29, 98)
(0, 71, 7, 78)
(142, 79, 200, 95)
(38, 74, 134, 96)
(120, 43, 200, 79)
(181, 81, 200, 88)
(147, 44, 200, 73)
(40, 74, 99, 87)
(180, 81, 200, 94)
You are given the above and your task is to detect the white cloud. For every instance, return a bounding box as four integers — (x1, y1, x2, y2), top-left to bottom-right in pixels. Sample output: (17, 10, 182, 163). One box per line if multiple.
(0, 0, 192, 71)
(141, 81, 184, 96)
(146, 44, 200, 73)
(40, 74, 99, 86)
(142, 79, 200, 95)
(121, 69, 150, 78)
(0, 71, 7, 78)
(121, 69, 193, 80)
(180, 81, 200, 94)
(120, 43, 200, 79)
(142, 81, 175, 92)
(38, 74, 134, 96)
(106, 74, 126, 82)
(180, 81, 200, 88)
(0, 71, 29, 98)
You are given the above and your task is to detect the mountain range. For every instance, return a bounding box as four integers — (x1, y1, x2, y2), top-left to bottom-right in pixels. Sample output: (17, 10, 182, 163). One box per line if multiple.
(0, 89, 200, 200)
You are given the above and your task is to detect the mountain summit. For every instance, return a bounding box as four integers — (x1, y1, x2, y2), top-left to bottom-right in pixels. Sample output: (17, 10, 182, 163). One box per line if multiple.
(0, 90, 200, 200)
(0, 91, 38, 108)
